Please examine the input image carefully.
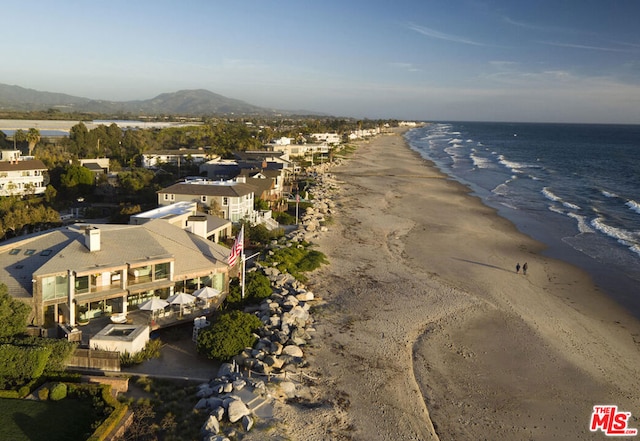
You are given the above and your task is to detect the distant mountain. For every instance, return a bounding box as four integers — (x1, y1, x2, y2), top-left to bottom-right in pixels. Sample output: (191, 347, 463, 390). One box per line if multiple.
(0, 83, 314, 116)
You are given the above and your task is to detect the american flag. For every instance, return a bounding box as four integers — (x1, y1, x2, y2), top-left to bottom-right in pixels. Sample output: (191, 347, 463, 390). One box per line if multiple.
(227, 226, 243, 266)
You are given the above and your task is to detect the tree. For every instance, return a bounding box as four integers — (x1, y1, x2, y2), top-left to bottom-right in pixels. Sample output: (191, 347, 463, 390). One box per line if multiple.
(0, 283, 30, 337)
(196, 310, 262, 361)
(14, 129, 27, 151)
(60, 164, 94, 188)
(26, 128, 40, 156)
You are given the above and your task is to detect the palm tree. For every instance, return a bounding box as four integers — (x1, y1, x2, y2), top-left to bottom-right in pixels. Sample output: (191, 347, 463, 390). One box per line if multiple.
(26, 128, 40, 156)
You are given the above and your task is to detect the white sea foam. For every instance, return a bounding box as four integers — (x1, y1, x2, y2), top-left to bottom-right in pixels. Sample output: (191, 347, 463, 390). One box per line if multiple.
(470, 153, 492, 169)
(541, 187, 561, 202)
(497, 155, 528, 173)
(567, 213, 594, 233)
(448, 138, 463, 144)
(601, 190, 618, 198)
(466, 139, 473, 143)
(563, 201, 581, 210)
(492, 183, 510, 196)
(591, 217, 639, 249)
(625, 199, 640, 214)
(548, 206, 564, 215)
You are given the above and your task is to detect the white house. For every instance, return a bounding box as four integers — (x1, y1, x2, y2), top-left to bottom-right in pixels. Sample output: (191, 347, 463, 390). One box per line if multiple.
(157, 179, 255, 223)
(0, 150, 47, 197)
(310, 133, 341, 145)
(142, 149, 211, 168)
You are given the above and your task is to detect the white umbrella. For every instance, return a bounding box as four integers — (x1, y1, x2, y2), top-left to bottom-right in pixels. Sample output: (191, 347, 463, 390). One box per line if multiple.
(167, 292, 196, 317)
(138, 297, 169, 311)
(167, 292, 196, 305)
(193, 286, 221, 300)
(138, 297, 169, 321)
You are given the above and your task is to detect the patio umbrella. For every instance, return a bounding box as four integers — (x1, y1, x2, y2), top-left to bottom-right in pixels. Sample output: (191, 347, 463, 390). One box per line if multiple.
(193, 286, 221, 300)
(167, 292, 196, 317)
(138, 297, 169, 321)
(138, 297, 169, 311)
(167, 292, 196, 305)
(194, 286, 222, 309)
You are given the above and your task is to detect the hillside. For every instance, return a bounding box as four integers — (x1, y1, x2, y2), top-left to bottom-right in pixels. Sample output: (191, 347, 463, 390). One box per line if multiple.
(0, 83, 302, 116)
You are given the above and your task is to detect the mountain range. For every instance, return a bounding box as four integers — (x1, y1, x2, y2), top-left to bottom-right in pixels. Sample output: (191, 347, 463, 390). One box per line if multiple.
(0, 83, 318, 117)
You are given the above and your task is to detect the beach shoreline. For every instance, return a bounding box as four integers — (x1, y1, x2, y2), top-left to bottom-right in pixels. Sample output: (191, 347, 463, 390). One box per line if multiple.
(258, 127, 640, 440)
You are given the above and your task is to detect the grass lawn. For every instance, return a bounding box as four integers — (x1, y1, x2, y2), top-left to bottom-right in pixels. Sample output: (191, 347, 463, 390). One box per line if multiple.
(0, 397, 100, 441)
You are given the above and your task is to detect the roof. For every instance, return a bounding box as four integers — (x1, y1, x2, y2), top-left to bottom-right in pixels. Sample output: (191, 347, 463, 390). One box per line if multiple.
(0, 220, 230, 298)
(244, 177, 274, 197)
(0, 159, 47, 172)
(158, 181, 255, 197)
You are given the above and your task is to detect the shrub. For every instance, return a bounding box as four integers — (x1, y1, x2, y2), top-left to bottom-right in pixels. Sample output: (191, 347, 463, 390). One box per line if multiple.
(274, 210, 296, 225)
(37, 386, 49, 400)
(196, 311, 262, 361)
(225, 272, 273, 309)
(261, 243, 328, 282)
(120, 338, 162, 367)
(49, 382, 67, 401)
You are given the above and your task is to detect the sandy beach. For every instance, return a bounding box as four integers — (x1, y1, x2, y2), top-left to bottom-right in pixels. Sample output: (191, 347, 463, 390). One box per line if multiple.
(264, 128, 640, 440)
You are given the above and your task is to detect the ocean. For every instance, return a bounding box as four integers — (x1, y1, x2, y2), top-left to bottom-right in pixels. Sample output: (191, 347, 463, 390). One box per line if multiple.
(405, 122, 640, 317)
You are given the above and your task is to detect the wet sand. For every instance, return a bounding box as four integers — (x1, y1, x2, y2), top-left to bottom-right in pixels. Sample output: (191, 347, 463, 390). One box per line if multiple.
(272, 128, 640, 440)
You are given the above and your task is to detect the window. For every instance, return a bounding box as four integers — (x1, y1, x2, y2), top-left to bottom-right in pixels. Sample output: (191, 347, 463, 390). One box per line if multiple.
(75, 275, 89, 294)
(201, 195, 207, 203)
(40, 249, 52, 256)
(163, 194, 169, 200)
(170, 194, 175, 201)
(154, 262, 170, 280)
(43, 275, 68, 300)
(222, 197, 228, 206)
(24, 249, 36, 255)
(9, 249, 20, 255)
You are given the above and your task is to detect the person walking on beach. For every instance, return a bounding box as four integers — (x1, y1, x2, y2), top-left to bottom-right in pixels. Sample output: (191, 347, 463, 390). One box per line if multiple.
(516, 262, 521, 274)
(523, 262, 528, 275)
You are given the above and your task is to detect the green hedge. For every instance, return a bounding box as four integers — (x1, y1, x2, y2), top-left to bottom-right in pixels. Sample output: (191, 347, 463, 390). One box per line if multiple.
(0, 344, 51, 388)
(87, 385, 128, 441)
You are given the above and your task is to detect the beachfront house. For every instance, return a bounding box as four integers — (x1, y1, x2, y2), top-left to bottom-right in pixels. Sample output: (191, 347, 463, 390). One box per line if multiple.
(142, 149, 210, 168)
(130, 201, 232, 243)
(0, 220, 230, 331)
(158, 179, 256, 223)
(0, 150, 48, 197)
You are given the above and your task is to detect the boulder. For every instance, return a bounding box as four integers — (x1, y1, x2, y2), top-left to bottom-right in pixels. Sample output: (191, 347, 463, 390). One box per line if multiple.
(279, 381, 296, 398)
(201, 415, 219, 435)
(282, 345, 304, 358)
(227, 399, 251, 423)
(242, 415, 254, 432)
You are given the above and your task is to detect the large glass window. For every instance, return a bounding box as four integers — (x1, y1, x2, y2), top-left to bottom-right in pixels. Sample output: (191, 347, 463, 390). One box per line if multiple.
(154, 262, 170, 280)
(42, 275, 68, 300)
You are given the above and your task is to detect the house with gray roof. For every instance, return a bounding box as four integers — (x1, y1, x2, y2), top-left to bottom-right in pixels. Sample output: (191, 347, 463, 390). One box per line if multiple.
(0, 220, 230, 330)
(157, 179, 255, 222)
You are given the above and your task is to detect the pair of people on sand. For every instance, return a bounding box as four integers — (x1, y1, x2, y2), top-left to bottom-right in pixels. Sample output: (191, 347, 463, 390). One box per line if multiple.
(516, 262, 528, 275)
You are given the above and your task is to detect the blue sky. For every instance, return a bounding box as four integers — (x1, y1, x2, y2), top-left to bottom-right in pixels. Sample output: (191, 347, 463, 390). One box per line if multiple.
(2, 0, 640, 123)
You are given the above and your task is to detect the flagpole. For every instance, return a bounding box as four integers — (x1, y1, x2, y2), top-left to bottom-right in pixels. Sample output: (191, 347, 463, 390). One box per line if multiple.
(240, 225, 246, 301)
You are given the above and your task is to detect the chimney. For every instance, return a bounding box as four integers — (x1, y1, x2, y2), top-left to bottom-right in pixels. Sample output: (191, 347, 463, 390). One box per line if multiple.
(84, 226, 101, 252)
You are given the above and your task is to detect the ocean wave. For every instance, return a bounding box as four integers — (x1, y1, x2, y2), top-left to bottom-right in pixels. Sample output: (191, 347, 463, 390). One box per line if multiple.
(470, 153, 493, 169)
(625, 199, 640, 214)
(601, 190, 618, 198)
(492, 182, 510, 196)
(548, 206, 564, 215)
(563, 201, 581, 210)
(448, 138, 463, 144)
(591, 217, 639, 250)
(497, 155, 529, 173)
(567, 213, 594, 233)
(541, 187, 562, 202)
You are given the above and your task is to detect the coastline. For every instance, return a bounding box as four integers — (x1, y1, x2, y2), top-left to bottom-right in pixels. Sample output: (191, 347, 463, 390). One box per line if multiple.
(269, 128, 640, 440)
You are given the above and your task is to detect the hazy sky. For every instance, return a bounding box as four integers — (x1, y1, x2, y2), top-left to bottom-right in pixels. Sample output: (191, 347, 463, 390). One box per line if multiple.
(2, 0, 640, 123)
